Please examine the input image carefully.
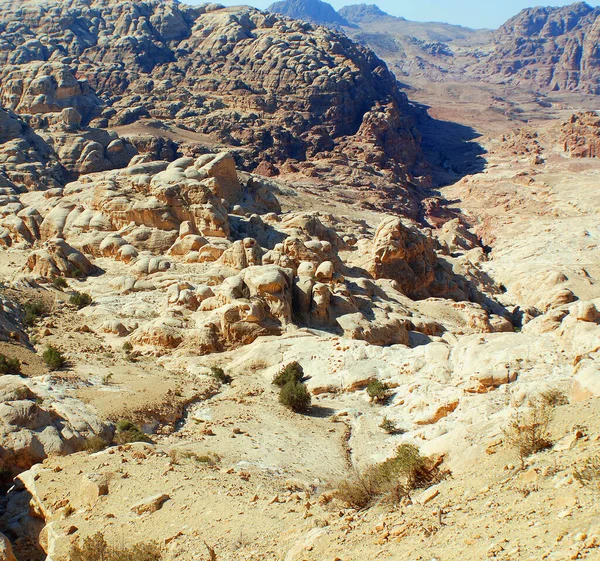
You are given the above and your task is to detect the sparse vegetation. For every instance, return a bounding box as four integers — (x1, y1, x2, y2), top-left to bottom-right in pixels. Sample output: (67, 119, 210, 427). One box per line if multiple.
(210, 366, 232, 385)
(169, 449, 220, 466)
(84, 435, 109, 454)
(195, 453, 219, 464)
(43, 345, 66, 370)
(504, 399, 553, 469)
(380, 416, 402, 435)
(279, 380, 311, 413)
(23, 301, 48, 327)
(114, 419, 151, 445)
(367, 380, 391, 404)
(69, 291, 93, 309)
(273, 361, 304, 388)
(540, 387, 569, 408)
(574, 455, 600, 490)
(102, 373, 114, 385)
(52, 277, 68, 289)
(335, 444, 441, 509)
(0, 354, 21, 375)
(122, 341, 133, 352)
(70, 532, 162, 561)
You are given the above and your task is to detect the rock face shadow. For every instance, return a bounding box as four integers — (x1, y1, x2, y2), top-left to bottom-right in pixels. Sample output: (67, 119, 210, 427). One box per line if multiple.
(414, 103, 488, 187)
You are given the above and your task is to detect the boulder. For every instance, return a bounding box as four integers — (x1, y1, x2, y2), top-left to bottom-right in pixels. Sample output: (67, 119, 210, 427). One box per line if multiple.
(26, 239, 94, 278)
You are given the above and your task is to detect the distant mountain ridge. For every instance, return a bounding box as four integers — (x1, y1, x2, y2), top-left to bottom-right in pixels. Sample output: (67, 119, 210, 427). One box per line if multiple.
(338, 4, 397, 24)
(267, 0, 600, 95)
(268, 0, 353, 29)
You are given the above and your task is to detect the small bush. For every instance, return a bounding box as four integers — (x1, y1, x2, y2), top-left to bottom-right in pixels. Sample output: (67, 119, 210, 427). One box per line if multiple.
(540, 388, 569, 408)
(69, 292, 92, 309)
(336, 444, 440, 509)
(23, 301, 48, 327)
(114, 419, 151, 445)
(335, 469, 380, 509)
(380, 416, 402, 435)
(122, 342, 133, 352)
(279, 380, 311, 413)
(84, 436, 109, 454)
(574, 455, 600, 490)
(367, 380, 390, 403)
(504, 399, 553, 469)
(273, 362, 304, 388)
(43, 345, 66, 370)
(210, 366, 232, 385)
(0, 354, 21, 375)
(70, 532, 162, 561)
(52, 277, 68, 289)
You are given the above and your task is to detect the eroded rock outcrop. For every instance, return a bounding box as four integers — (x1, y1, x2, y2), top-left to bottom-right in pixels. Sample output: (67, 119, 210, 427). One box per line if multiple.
(0, 375, 112, 472)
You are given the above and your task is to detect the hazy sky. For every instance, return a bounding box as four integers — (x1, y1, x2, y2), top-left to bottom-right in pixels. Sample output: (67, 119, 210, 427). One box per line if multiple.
(204, 1, 600, 29)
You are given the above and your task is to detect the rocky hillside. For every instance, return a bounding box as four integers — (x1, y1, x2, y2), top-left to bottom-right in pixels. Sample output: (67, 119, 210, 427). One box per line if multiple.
(473, 2, 600, 93)
(268, 0, 353, 29)
(0, 0, 429, 216)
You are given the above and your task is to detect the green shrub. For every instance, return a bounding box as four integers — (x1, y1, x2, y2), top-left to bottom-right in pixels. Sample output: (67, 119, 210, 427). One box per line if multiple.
(0, 354, 21, 375)
(52, 277, 68, 289)
(367, 380, 390, 403)
(273, 361, 304, 387)
(335, 444, 440, 509)
(210, 366, 232, 385)
(114, 419, 151, 445)
(23, 301, 48, 327)
(380, 443, 435, 490)
(43, 345, 66, 370)
(279, 380, 311, 413)
(122, 342, 133, 352)
(70, 532, 162, 561)
(69, 292, 92, 309)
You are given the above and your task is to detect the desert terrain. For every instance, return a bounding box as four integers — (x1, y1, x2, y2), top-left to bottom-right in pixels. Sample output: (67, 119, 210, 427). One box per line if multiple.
(0, 1, 599, 561)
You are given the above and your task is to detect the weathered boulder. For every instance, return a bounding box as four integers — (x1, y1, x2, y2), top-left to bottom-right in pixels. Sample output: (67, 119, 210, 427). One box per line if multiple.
(26, 239, 94, 278)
